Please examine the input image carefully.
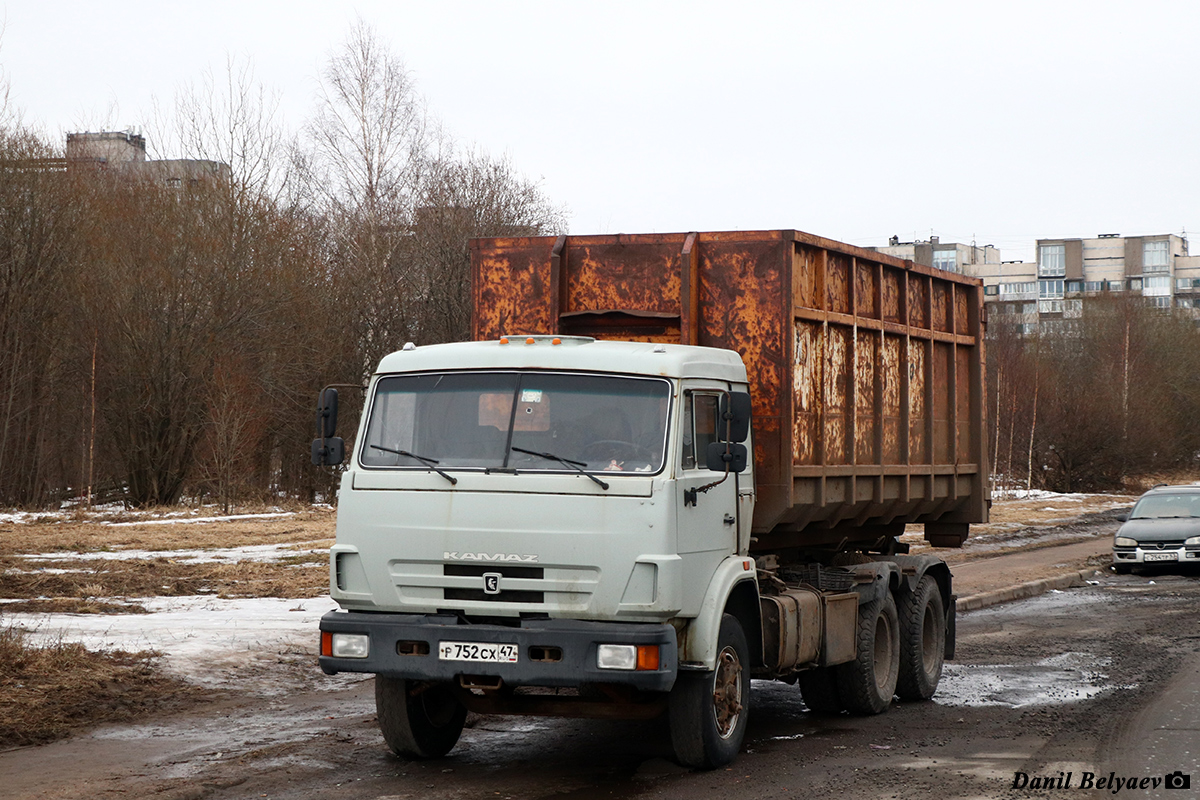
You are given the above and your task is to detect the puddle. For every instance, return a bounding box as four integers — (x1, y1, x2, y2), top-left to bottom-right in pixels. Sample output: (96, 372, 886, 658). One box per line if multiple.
(92, 694, 374, 778)
(936, 651, 1131, 708)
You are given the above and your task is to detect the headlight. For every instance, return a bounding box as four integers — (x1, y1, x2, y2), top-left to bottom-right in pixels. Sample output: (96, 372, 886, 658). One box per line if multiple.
(597, 644, 637, 670)
(1185, 536, 1200, 546)
(329, 633, 370, 658)
(1114, 537, 1138, 547)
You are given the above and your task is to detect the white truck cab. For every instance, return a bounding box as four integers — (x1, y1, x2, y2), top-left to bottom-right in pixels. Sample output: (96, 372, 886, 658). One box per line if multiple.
(319, 336, 760, 766)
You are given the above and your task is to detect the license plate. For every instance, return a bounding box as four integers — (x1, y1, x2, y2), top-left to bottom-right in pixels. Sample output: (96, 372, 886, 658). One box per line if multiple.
(1143, 552, 1178, 562)
(438, 641, 519, 663)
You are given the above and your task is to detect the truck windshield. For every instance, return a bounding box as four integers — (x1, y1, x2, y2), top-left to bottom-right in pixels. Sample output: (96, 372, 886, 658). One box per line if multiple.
(360, 372, 671, 475)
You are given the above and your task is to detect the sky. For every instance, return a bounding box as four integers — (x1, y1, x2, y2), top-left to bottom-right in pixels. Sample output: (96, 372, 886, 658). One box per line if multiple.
(4, 0, 1199, 263)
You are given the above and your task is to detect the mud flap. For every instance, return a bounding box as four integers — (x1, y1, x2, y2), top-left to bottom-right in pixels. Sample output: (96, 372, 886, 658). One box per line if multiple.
(945, 594, 957, 660)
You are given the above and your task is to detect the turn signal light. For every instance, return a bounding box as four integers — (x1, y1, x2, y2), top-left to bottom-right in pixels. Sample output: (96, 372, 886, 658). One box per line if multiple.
(597, 643, 660, 670)
(636, 645, 660, 671)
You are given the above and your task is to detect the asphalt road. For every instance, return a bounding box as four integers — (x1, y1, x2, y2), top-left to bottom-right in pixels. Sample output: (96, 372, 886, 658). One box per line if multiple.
(6, 539, 1200, 800)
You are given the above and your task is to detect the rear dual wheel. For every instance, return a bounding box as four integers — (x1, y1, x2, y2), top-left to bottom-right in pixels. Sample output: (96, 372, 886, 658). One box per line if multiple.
(836, 591, 900, 715)
(897, 575, 946, 701)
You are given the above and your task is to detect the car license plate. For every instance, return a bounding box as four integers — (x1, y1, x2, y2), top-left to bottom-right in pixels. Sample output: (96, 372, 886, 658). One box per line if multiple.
(438, 641, 519, 663)
(1143, 552, 1178, 562)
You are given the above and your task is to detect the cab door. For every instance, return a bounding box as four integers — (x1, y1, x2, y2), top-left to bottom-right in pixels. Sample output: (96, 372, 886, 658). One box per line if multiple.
(675, 386, 740, 615)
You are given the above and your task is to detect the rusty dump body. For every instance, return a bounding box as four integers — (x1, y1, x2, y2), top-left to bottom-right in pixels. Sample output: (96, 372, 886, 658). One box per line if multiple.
(470, 230, 988, 551)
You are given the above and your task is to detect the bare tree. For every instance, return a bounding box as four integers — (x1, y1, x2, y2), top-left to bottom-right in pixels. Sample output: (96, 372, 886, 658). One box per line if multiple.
(173, 55, 288, 206)
(404, 149, 568, 343)
(0, 129, 79, 506)
(300, 19, 438, 376)
(306, 19, 431, 224)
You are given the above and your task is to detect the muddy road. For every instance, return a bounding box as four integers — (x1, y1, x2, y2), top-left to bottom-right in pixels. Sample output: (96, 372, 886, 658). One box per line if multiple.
(8, 511, 1200, 799)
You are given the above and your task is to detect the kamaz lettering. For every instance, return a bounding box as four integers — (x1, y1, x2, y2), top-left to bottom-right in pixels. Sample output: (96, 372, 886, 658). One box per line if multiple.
(443, 552, 538, 563)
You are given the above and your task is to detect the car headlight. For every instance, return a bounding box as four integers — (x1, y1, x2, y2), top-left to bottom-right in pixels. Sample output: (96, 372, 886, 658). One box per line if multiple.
(1114, 537, 1138, 547)
(1185, 536, 1200, 546)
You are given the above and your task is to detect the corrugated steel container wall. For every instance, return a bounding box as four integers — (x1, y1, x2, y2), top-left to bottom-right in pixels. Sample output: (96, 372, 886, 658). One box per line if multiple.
(470, 230, 988, 548)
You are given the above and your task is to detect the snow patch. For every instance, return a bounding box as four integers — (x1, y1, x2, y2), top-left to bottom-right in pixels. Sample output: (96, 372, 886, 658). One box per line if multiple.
(16, 542, 327, 564)
(13, 595, 342, 692)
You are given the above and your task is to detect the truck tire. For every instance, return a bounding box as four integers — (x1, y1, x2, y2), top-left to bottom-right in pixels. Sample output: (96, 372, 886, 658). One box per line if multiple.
(836, 591, 899, 715)
(375, 677, 467, 758)
(798, 666, 844, 715)
(896, 575, 945, 701)
(669, 614, 749, 769)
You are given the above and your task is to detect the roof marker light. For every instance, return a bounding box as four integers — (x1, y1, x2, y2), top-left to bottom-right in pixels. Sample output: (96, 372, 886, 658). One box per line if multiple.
(402, 342, 416, 351)
(552, 338, 562, 345)
(653, 344, 667, 354)
(526, 337, 536, 345)
(500, 337, 510, 344)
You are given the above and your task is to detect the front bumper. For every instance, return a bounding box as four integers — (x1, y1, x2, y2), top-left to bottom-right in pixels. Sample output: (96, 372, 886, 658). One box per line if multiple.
(1112, 545, 1200, 565)
(319, 611, 678, 692)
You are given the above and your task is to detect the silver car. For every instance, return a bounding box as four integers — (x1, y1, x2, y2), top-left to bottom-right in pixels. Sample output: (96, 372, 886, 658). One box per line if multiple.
(1112, 484, 1200, 573)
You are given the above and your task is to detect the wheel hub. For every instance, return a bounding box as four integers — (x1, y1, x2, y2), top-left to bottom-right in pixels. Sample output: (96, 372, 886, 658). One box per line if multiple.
(712, 646, 744, 738)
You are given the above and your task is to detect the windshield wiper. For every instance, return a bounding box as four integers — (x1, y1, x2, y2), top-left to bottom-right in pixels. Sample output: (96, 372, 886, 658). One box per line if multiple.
(511, 446, 609, 491)
(370, 445, 457, 485)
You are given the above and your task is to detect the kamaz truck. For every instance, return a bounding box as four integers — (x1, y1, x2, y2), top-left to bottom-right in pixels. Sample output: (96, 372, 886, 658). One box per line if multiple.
(316, 229, 989, 768)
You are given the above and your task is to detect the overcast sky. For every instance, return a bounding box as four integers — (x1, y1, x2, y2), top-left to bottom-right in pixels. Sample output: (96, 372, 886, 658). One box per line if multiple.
(4, 1, 1198, 262)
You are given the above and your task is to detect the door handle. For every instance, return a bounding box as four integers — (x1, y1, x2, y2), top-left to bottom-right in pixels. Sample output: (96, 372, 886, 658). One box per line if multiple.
(723, 514, 736, 526)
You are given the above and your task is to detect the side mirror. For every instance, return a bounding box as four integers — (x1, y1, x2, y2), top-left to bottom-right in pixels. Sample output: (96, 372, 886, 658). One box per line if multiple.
(1116, 512, 1129, 522)
(311, 437, 345, 466)
(312, 387, 344, 466)
(719, 392, 752, 443)
(317, 387, 339, 438)
(706, 441, 748, 473)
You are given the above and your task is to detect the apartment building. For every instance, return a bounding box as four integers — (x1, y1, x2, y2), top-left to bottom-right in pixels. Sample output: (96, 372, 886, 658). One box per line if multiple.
(65, 130, 230, 185)
(875, 233, 1200, 333)
(874, 235, 1000, 275)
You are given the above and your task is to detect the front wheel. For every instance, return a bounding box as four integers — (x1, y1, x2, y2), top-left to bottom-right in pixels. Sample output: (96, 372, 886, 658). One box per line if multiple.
(669, 613, 750, 769)
(375, 677, 467, 758)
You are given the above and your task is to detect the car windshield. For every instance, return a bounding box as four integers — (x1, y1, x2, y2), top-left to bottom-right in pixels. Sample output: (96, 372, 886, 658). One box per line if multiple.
(360, 371, 671, 475)
(1130, 493, 1200, 519)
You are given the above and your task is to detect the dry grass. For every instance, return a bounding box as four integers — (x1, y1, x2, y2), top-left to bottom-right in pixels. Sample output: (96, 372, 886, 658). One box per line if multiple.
(983, 491, 1136, 528)
(0, 506, 335, 557)
(5, 598, 150, 614)
(0, 506, 334, 746)
(1, 557, 328, 600)
(0, 506, 335, 603)
(0, 625, 201, 748)
(1122, 471, 1200, 493)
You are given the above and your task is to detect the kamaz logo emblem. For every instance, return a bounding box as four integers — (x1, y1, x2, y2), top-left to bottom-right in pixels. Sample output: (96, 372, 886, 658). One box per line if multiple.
(444, 552, 538, 563)
(483, 573, 501, 595)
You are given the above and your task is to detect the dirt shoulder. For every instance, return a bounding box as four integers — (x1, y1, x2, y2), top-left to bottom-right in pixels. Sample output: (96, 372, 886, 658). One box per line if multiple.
(905, 492, 1135, 598)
